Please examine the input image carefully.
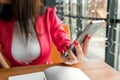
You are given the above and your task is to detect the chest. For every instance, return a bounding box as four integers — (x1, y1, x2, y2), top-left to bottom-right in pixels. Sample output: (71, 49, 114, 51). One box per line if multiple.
(0, 18, 52, 61)
(11, 21, 41, 63)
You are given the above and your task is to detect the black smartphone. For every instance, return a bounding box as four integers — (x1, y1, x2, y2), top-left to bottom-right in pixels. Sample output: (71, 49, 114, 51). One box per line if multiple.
(71, 20, 105, 55)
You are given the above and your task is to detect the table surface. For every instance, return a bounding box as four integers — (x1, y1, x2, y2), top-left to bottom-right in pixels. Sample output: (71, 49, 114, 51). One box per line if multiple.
(0, 59, 120, 80)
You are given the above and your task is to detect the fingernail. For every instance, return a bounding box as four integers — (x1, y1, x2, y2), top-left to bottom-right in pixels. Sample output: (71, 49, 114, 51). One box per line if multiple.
(87, 35, 91, 40)
(74, 40, 79, 46)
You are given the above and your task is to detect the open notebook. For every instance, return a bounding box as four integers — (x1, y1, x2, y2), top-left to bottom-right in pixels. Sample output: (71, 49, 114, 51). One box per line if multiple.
(9, 66, 91, 80)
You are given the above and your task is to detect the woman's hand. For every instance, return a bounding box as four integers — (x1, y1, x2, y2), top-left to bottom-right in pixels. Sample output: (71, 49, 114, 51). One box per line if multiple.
(61, 35, 91, 65)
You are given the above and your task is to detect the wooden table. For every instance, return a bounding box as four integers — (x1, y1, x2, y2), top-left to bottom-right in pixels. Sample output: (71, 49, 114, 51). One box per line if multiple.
(0, 59, 120, 80)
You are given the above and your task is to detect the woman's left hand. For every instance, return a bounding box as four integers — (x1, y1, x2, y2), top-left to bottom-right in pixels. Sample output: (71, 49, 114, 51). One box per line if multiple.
(61, 35, 91, 65)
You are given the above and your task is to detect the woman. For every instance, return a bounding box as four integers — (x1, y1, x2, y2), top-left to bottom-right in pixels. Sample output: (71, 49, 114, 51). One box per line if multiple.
(0, 0, 91, 68)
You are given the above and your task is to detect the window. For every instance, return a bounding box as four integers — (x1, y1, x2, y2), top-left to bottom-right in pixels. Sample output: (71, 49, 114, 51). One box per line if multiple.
(56, 0, 107, 61)
(81, 0, 107, 60)
(54, 0, 120, 71)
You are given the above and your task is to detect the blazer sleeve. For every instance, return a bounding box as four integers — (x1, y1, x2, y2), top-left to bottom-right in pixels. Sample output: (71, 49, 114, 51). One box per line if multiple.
(49, 7, 72, 53)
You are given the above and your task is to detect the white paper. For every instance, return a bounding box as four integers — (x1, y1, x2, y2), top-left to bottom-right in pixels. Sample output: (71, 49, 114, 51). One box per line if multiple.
(9, 66, 91, 80)
(44, 66, 91, 80)
(9, 72, 47, 80)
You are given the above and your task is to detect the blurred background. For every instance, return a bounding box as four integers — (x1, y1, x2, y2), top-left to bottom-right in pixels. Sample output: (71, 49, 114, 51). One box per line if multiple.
(44, 0, 120, 71)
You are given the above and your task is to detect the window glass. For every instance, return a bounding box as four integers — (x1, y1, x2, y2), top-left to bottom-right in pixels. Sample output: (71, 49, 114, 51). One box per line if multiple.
(81, 0, 107, 60)
(82, 0, 107, 18)
(71, 18, 77, 40)
(117, 0, 120, 71)
(116, 23, 120, 71)
(56, 0, 107, 60)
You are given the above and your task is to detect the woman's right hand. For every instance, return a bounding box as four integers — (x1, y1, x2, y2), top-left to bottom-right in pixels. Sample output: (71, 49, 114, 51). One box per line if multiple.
(61, 35, 91, 65)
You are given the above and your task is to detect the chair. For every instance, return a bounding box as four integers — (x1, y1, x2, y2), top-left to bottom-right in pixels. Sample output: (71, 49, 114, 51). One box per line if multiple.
(51, 24, 71, 63)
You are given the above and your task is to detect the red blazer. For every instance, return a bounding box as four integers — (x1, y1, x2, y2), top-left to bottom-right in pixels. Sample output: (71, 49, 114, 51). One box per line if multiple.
(0, 7, 72, 67)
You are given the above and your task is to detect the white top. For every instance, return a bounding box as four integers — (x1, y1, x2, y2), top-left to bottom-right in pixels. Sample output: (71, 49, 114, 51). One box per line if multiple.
(12, 21, 40, 64)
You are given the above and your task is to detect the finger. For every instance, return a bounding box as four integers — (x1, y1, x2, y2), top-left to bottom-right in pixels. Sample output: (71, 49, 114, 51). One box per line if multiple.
(83, 35, 91, 57)
(64, 60, 78, 65)
(61, 50, 78, 65)
(63, 52, 78, 65)
(67, 49, 77, 60)
(74, 40, 84, 61)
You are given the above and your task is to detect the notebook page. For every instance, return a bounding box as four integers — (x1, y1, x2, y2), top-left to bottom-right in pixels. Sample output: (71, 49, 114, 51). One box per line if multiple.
(44, 66, 91, 80)
(9, 72, 47, 80)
